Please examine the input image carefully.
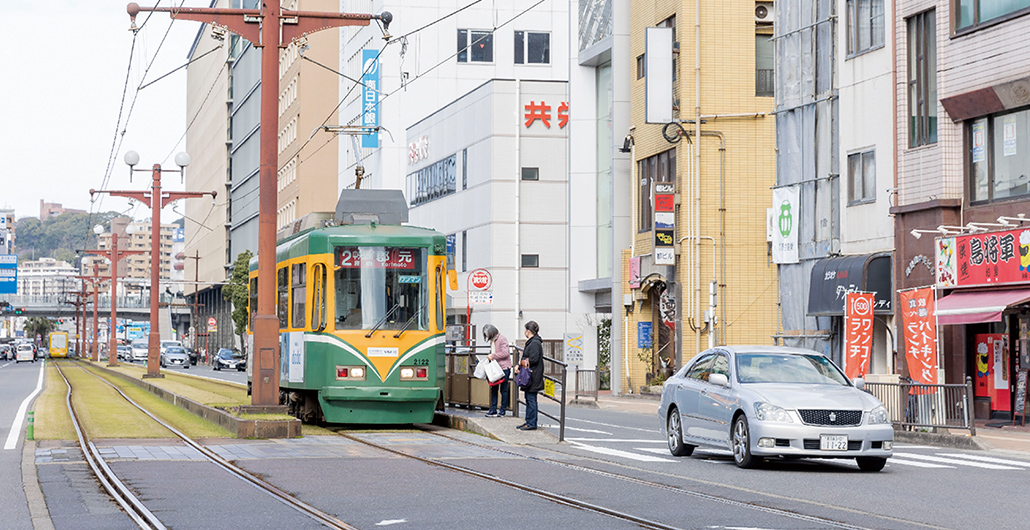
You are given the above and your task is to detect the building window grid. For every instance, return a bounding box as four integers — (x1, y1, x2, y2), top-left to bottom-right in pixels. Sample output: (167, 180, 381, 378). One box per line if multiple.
(457, 29, 494, 63)
(907, 10, 937, 148)
(279, 41, 299, 78)
(846, 0, 885, 56)
(277, 199, 297, 230)
(279, 77, 298, 116)
(956, 0, 1030, 31)
(278, 116, 298, 154)
(277, 156, 298, 192)
(514, 31, 550, 64)
(969, 108, 1030, 203)
(847, 149, 876, 205)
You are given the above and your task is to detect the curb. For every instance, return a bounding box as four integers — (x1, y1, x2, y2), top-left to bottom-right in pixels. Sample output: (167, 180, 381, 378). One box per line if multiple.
(23, 440, 55, 530)
(87, 362, 300, 439)
(894, 429, 990, 451)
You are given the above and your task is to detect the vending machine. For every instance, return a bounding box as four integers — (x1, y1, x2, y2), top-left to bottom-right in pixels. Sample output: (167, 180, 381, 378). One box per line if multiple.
(974, 333, 1011, 413)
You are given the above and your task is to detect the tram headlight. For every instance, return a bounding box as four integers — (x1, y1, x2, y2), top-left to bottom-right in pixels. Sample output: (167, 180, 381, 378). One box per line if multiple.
(399, 366, 429, 381)
(351, 367, 364, 379)
(400, 367, 415, 379)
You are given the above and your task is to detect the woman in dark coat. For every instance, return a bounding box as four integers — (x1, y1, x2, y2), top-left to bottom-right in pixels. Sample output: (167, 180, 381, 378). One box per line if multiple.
(517, 321, 544, 430)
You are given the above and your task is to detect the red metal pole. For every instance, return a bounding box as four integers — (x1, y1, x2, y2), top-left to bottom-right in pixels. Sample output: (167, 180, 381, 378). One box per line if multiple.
(80, 290, 86, 358)
(147, 165, 162, 378)
(250, 1, 284, 406)
(109, 233, 119, 368)
(92, 265, 100, 362)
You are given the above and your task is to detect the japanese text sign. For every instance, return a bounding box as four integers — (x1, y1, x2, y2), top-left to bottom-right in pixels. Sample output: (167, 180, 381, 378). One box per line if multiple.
(899, 287, 938, 388)
(524, 100, 570, 128)
(844, 292, 874, 380)
(336, 247, 416, 270)
(362, 49, 380, 148)
(936, 228, 1030, 288)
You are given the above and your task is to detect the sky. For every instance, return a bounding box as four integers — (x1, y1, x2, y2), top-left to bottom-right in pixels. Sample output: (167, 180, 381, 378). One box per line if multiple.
(0, 1, 200, 224)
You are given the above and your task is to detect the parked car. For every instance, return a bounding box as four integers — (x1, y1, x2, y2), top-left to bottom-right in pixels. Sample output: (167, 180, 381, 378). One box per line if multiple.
(15, 344, 35, 363)
(658, 345, 894, 472)
(160, 346, 191, 368)
(213, 348, 246, 371)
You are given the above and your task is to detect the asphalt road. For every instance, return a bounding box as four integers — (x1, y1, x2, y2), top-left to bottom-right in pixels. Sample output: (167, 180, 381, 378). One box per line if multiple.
(537, 399, 1030, 529)
(0, 359, 46, 530)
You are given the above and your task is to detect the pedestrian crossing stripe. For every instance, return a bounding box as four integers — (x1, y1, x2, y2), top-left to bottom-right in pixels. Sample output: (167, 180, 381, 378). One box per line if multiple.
(936, 453, 1030, 468)
(891, 452, 1021, 470)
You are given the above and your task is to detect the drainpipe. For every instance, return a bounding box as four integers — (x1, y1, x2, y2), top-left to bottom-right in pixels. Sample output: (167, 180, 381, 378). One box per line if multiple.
(694, 0, 703, 355)
(515, 79, 522, 336)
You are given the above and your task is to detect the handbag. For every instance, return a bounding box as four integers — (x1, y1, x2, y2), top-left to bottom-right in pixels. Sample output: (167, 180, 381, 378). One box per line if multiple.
(485, 360, 505, 383)
(473, 357, 489, 379)
(514, 366, 531, 389)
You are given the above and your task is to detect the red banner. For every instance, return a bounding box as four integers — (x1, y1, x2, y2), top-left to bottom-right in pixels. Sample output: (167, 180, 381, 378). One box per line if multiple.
(899, 287, 938, 387)
(844, 292, 875, 379)
(936, 228, 1030, 287)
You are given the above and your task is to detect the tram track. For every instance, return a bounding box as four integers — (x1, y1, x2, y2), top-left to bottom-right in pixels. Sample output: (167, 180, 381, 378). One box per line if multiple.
(53, 361, 358, 530)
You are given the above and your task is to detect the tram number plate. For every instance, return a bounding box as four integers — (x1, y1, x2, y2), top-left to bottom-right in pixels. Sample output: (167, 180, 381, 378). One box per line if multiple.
(820, 435, 848, 451)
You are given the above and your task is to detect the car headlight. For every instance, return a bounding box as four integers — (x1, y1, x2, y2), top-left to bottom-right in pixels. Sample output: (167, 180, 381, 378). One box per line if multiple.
(754, 402, 793, 423)
(867, 405, 890, 425)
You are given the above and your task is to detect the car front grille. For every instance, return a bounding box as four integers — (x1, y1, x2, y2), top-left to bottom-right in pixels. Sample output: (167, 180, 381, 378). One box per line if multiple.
(797, 409, 862, 426)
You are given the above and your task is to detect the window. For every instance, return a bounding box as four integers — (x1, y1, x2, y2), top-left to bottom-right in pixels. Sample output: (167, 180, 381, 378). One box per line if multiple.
(956, 0, 1030, 31)
(277, 267, 289, 329)
(637, 148, 677, 231)
(291, 263, 306, 329)
(462, 148, 468, 190)
(846, 0, 885, 55)
(686, 354, 714, 380)
(311, 263, 327, 332)
(457, 29, 493, 63)
(249, 277, 258, 332)
(847, 149, 876, 204)
(514, 31, 550, 64)
(333, 247, 427, 331)
(521, 167, 539, 181)
(461, 230, 467, 272)
(907, 10, 937, 148)
(521, 254, 539, 267)
(636, 54, 645, 79)
(970, 109, 1030, 203)
(755, 33, 774, 97)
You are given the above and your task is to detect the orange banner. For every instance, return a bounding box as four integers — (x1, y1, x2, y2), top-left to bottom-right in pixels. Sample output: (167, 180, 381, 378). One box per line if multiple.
(844, 292, 875, 379)
(899, 287, 938, 386)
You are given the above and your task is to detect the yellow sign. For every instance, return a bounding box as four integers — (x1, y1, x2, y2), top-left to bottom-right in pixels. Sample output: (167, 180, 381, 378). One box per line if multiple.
(544, 379, 555, 398)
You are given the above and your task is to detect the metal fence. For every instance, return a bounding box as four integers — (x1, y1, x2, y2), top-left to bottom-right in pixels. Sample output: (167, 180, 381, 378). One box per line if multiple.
(573, 367, 601, 402)
(863, 377, 976, 435)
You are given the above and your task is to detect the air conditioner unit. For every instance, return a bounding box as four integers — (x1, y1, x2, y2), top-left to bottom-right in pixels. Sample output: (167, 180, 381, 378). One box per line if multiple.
(756, 2, 774, 24)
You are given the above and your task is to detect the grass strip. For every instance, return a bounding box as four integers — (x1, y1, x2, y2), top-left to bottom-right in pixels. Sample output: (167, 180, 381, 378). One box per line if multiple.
(103, 363, 249, 406)
(32, 365, 76, 440)
(78, 363, 234, 439)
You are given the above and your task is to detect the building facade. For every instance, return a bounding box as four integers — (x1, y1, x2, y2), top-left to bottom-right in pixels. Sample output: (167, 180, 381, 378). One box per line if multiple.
(17, 258, 78, 297)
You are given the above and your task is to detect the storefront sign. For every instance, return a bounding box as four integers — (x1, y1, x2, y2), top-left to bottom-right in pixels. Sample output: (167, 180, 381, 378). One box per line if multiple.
(628, 257, 641, 288)
(637, 321, 653, 348)
(563, 333, 584, 364)
(936, 227, 1030, 288)
(524, 100, 570, 128)
(408, 135, 429, 165)
(843, 292, 874, 379)
(361, 49, 380, 148)
(407, 154, 457, 206)
(771, 186, 799, 264)
(899, 287, 938, 388)
(654, 184, 676, 265)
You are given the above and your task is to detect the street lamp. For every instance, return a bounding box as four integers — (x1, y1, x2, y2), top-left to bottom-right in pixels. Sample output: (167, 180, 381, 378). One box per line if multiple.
(91, 152, 216, 378)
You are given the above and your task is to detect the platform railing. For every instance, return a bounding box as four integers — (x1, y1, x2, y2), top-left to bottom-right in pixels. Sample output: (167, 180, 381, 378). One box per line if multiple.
(862, 376, 976, 436)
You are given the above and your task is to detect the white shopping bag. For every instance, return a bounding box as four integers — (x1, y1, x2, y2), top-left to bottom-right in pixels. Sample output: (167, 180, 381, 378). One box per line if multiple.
(485, 360, 504, 383)
(473, 357, 489, 379)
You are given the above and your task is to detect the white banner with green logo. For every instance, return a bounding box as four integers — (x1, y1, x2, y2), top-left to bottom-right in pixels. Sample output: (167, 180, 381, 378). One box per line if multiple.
(772, 186, 800, 264)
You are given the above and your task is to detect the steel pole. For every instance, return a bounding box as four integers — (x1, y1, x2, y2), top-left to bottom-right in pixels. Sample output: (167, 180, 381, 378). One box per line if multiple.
(109, 233, 119, 367)
(92, 265, 100, 362)
(146, 165, 163, 378)
(251, 0, 284, 406)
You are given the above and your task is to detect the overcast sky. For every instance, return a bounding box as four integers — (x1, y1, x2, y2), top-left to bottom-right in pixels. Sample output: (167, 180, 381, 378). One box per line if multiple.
(0, 1, 199, 223)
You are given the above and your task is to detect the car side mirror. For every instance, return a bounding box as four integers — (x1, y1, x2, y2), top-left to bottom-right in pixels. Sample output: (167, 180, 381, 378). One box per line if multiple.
(853, 378, 865, 390)
(709, 373, 729, 387)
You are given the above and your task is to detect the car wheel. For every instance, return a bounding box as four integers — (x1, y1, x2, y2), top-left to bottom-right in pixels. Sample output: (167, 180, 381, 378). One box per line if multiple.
(667, 408, 695, 457)
(732, 415, 760, 469)
(856, 457, 887, 472)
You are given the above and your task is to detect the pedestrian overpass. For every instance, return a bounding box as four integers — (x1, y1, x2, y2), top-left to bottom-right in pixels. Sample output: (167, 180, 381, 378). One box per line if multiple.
(0, 294, 191, 320)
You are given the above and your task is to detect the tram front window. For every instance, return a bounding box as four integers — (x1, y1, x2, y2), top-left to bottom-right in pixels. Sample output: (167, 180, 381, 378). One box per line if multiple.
(334, 246, 428, 331)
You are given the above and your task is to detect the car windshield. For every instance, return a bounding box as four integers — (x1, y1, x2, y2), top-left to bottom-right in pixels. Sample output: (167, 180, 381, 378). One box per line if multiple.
(167, 348, 185, 354)
(735, 353, 851, 385)
(334, 246, 428, 331)
(218, 350, 237, 359)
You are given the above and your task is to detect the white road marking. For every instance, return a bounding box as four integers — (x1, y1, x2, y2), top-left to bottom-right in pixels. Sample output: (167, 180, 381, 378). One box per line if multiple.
(892, 452, 1019, 470)
(568, 442, 675, 462)
(375, 519, 407, 526)
(539, 424, 612, 435)
(936, 453, 1030, 468)
(561, 416, 657, 433)
(566, 437, 665, 443)
(4, 361, 46, 450)
(884, 458, 953, 468)
(637, 447, 672, 455)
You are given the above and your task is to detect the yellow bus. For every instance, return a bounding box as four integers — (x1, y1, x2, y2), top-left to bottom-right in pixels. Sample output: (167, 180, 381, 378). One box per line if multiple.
(49, 331, 69, 358)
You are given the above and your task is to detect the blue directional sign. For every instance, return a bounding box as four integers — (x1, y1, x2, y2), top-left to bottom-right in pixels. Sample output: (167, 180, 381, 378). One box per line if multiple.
(361, 49, 380, 148)
(0, 254, 17, 294)
(637, 321, 653, 349)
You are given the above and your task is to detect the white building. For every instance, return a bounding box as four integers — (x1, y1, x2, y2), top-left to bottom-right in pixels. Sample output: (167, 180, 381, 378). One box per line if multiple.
(17, 258, 78, 297)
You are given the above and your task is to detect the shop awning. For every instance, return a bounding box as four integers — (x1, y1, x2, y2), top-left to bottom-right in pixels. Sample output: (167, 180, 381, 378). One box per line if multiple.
(808, 253, 893, 316)
(936, 288, 1030, 325)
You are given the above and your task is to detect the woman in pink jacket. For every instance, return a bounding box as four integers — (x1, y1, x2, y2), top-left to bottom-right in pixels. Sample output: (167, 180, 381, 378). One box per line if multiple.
(483, 324, 511, 417)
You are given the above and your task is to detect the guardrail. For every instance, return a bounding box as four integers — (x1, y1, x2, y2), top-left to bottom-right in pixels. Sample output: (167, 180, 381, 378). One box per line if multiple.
(443, 343, 568, 441)
(573, 367, 600, 402)
(862, 377, 976, 435)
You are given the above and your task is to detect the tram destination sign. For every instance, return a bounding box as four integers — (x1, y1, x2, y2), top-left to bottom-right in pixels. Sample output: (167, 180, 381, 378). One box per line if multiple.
(336, 248, 416, 270)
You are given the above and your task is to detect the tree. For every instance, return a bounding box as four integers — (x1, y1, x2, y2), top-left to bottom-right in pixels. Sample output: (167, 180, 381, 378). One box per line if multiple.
(24, 317, 57, 346)
(222, 250, 253, 353)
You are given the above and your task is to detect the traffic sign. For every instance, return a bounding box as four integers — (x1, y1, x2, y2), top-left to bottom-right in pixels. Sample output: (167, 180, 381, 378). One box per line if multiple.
(207, 317, 218, 333)
(469, 290, 493, 305)
(469, 269, 492, 290)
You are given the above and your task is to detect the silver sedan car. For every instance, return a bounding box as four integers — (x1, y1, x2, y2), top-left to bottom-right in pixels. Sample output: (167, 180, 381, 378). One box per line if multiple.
(658, 346, 893, 471)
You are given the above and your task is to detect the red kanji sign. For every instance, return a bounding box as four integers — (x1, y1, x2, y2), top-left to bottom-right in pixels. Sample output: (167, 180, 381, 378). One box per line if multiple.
(899, 287, 938, 390)
(844, 292, 874, 380)
(524, 100, 570, 128)
(655, 195, 674, 212)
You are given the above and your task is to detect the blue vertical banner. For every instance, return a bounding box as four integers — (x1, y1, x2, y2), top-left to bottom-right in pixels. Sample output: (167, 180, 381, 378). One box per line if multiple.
(0, 254, 17, 294)
(637, 321, 653, 349)
(361, 49, 380, 149)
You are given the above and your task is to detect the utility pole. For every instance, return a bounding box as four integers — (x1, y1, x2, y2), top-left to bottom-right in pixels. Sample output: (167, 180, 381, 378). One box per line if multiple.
(92, 156, 216, 378)
(75, 264, 104, 362)
(86, 227, 146, 367)
(185, 251, 204, 357)
(128, 2, 392, 405)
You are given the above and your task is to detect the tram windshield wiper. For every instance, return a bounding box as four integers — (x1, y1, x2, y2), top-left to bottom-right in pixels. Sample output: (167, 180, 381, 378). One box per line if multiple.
(393, 306, 425, 338)
(366, 303, 402, 338)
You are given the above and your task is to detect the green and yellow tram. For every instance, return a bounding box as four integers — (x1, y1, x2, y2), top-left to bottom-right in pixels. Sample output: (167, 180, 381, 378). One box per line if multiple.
(248, 190, 448, 424)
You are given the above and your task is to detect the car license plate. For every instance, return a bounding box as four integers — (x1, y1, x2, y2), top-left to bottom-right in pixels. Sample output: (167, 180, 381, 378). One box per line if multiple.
(820, 435, 848, 451)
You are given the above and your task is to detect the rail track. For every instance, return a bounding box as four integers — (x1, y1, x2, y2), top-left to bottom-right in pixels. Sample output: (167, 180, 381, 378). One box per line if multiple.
(53, 361, 358, 530)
